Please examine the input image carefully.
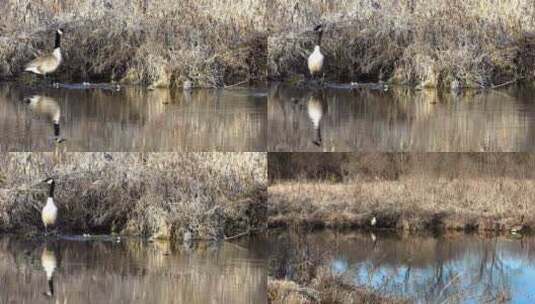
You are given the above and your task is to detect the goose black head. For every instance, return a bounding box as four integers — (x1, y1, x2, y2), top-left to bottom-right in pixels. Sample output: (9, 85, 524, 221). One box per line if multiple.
(42, 177, 55, 197)
(57, 28, 64, 35)
(23, 95, 37, 104)
(42, 177, 55, 185)
(313, 24, 324, 46)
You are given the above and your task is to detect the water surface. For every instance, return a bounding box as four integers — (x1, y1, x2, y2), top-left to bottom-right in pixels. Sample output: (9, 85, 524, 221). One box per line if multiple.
(0, 235, 266, 303)
(0, 83, 266, 151)
(268, 230, 535, 303)
(268, 83, 535, 151)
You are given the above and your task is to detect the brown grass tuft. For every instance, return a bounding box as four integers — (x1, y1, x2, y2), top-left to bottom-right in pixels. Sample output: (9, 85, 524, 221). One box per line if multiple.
(269, 153, 535, 231)
(0, 0, 267, 87)
(0, 152, 267, 240)
(267, 0, 535, 88)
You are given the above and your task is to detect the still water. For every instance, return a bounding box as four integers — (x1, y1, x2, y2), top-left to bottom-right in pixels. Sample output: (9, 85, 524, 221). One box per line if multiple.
(268, 230, 535, 303)
(0, 235, 266, 304)
(268, 83, 535, 152)
(0, 83, 266, 151)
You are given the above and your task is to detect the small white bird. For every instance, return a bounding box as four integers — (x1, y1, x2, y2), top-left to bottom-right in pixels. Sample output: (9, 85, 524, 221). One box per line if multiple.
(307, 24, 325, 80)
(25, 29, 64, 78)
(42, 178, 58, 234)
(511, 215, 525, 235)
(41, 245, 57, 297)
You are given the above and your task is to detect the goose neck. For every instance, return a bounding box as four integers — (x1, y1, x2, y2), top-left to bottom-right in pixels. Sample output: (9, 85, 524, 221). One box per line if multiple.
(55, 32, 61, 49)
(48, 181, 55, 198)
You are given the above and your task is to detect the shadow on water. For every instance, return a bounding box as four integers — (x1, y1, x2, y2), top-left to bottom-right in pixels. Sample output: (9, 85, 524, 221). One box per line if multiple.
(0, 83, 267, 151)
(268, 83, 535, 152)
(0, 235, 267, 304)
(267, 230, 535, 303)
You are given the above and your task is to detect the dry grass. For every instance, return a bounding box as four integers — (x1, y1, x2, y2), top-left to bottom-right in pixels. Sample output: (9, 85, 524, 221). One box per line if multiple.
(0, 152, 267, 240)
(268, 275, 407, 304)
(4, 0, 535, 88)
(267, 0, 535, 88)
(269, 179, 534, 231)
(269, 153, 535, 231)
(269, 153, 535, 181)
(0, 0, 267, 87)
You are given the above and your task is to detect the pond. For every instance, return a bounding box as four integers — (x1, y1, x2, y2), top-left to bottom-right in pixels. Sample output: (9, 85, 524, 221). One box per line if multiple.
(268, 230, 535, 304)
(0, 235, 267, 304)
(268, 83, 535, 152)
(0, 83, 267, 151)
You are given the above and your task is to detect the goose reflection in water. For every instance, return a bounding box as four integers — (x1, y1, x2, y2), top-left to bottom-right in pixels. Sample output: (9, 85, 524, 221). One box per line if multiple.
(23, 95, 65, 143)
(40, 243, 60, 297)
(306, 92, 328, 147)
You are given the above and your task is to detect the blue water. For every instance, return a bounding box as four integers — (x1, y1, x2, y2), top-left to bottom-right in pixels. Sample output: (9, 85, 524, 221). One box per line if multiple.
(269, 231, 535, 303)
(328, 235, 535, 303)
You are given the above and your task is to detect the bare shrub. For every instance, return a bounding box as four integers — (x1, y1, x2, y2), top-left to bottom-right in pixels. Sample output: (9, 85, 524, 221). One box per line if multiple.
(267, 0, 535, 88)
(268, 153, 535, 231)
(0, 152, 267, 240)
(0, 0, 267, 87)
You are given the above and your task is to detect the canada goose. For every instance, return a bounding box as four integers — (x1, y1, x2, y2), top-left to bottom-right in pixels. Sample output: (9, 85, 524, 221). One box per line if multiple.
(41, 245, 57, 297)
(23, 95, 64, 143)
(25, 28, 64, 78)
(307, 93, 327, 146)
(370, 216, 377, 227)
(42, 178, 58, 234)
(307, 24, 324, 80)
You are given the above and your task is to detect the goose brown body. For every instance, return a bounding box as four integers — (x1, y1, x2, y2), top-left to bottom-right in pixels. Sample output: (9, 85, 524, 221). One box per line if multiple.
(24, 29, 63, 76)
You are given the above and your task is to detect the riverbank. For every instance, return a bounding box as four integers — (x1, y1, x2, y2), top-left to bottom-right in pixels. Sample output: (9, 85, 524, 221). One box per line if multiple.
(268, 178, 533, 232)
(267, 0, 535, 89)
(0, 0, 266, 87)
(5, 1, 535, 90)
(0, 153, 267, 240)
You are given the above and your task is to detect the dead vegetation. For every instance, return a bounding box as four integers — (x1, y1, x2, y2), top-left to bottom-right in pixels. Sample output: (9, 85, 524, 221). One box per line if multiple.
(268, 276, 406, 304)
(0, 152, 267, 240)
(269, 153, 535, 232)
(267, 0, 535, 88)
(4, 0, 535, 89)
(0, 0, 267, 87)
(267, 230, 408, 304)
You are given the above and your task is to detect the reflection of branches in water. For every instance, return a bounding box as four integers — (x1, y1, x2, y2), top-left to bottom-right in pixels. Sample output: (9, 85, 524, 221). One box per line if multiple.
(0, 236, 264, 303)
(0, 83, 266, 151)
(269, 83, 535, 151)
(268, 230, 336, 283)
(476, 238, 510, 302)
(268, 231, 530, 303)
(401, 237, 512, 303)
